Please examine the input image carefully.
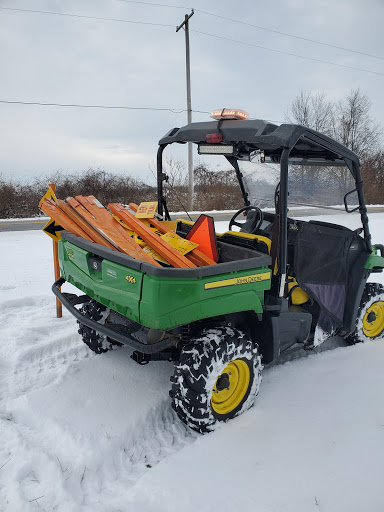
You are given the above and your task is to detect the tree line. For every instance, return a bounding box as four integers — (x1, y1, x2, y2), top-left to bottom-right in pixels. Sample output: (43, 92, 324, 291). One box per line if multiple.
(0, 170, 155, 219)
(0, 164, 242, 218)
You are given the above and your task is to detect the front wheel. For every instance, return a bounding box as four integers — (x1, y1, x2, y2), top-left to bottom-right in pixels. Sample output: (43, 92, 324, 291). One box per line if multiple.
(170, 327, 262, 433)
(347, 283, 384, 344)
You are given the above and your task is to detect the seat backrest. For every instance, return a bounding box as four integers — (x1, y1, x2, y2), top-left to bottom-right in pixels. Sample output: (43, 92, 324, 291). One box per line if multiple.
(217, 231, 271, 254)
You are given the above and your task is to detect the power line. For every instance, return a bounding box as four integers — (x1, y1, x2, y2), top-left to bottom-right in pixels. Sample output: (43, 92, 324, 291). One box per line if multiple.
(115, 0, 188, 9)
(194, 9, 384, 62)
(113, 0, 384, 61)
(0, 99, 281, 122)
(0, 99, 284, 125)
(2, 5, 382, 77)
(0, 99, 210, 113)
(191, 29, 384, 77)
(0, 6, 175, 28)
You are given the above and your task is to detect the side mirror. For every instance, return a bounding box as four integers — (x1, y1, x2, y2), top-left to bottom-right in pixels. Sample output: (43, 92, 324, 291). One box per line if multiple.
(344, 189, 359, 213)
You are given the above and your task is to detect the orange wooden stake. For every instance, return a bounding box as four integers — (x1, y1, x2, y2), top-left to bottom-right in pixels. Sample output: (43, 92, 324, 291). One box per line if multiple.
(57, 199, 117, 250)
(48, 183, 62, 318)
(109, 203, 196, 269)
(71, 196, 161, 267)
(128, 203, 216, 267)
(66, 197, 117, 246)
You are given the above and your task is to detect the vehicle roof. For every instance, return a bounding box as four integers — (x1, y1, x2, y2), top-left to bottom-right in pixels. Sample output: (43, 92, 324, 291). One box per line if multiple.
(159, 119, 359, 165)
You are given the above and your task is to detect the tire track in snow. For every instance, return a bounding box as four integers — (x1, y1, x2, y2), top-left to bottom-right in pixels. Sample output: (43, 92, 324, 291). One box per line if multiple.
(0, 295, 91, 401)
(8, 333, 91, 400)
(1, 293, 198, 507)
(0, 416, 77, 511)
(0, 285, 16, 291)
(79, 400, 199, 502)
(1, 400, 199, 509)
(0, 358, 8, 403)
(112, 400, 198, 486)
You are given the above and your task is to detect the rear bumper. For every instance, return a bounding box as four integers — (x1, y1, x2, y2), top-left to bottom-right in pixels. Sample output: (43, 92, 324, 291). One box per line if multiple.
(52, 277, 174, 354)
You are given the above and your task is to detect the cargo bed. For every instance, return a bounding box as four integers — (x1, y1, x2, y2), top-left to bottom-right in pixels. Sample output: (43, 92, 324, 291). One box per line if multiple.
(56, 231, 272, 335)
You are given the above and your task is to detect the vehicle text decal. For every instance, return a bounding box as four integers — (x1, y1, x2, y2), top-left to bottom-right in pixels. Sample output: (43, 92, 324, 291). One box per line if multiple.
(204, 272, 271, 290)
(66, 248, 75, 259)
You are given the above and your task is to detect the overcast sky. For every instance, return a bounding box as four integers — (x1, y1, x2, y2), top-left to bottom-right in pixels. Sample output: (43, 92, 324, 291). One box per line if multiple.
(1, 0, 383, 184)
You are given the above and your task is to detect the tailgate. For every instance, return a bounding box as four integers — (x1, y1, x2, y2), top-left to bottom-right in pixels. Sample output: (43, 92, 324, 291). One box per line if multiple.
(58, 232, 143, 322)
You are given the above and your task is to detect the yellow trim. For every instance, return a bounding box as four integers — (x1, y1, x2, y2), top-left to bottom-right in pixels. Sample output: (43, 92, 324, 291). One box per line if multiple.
(175, 219, 194, 226)
(362, 301, 384, 337)
(178, 224, 275, 274)
(211, 360, 250, 415)
(204, 272, 271, 290)
(217, 231, 271, 253)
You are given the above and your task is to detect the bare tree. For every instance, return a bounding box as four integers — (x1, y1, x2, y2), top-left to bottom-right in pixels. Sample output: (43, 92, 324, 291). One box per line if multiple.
(287, 90, 334, 135)
(288, 88, 381, 161)
(335, 88, 381, 162)
(194, 164, 243, 211)
(159, 158, 189, 212)
(287, 88, 383, 204)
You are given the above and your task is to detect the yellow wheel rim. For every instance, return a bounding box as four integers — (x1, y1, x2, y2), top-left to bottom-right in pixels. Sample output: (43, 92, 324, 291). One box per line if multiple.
(211, 360, 250, 415)
(362, 301, 384, 338)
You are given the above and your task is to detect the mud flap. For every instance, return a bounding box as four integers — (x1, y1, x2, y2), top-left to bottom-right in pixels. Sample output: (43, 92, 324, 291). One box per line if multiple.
(271, 311, 312, 354)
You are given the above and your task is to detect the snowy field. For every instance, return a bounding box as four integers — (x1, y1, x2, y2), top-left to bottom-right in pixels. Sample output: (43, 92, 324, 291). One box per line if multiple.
(1, 214, 384, 511)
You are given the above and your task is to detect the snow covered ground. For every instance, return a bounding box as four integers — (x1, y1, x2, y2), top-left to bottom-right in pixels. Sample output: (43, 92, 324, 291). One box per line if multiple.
(1, 214, 384, 511)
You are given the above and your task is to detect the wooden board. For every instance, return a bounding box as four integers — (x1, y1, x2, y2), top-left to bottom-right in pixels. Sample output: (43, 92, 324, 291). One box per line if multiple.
(57, 199, 116, 250)
(66, 197, 119, 247)
(109, 203, 196, 269)
(76, 195, 140, 245)
(39, 198, 93, 240)
(128, 202, 216, 267)
(66, 197, 161, 267)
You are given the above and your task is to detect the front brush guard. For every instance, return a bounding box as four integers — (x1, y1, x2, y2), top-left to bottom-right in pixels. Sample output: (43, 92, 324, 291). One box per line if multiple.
(52, 277, 174, 354)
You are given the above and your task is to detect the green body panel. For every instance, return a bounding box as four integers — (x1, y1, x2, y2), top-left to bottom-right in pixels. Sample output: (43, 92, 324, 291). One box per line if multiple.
(58, 239, 271, 331)
(365, 248, 384, 270)
(59, 240, 143, 321)
(139, 271, 270, 330)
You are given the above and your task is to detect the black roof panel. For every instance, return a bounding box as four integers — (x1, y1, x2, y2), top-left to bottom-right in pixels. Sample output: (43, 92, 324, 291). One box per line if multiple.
(159, 119, 359, 164)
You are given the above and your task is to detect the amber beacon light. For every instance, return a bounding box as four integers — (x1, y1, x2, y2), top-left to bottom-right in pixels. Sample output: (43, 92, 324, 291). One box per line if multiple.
(210, 109, 249, 121)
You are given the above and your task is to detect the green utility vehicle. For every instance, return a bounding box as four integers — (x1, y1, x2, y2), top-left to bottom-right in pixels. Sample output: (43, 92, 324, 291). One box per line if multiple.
(53, 110, 384, 432)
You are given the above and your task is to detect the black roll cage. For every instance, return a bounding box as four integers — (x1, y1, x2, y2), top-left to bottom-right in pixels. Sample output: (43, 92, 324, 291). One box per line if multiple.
(156, 119, 372, 295)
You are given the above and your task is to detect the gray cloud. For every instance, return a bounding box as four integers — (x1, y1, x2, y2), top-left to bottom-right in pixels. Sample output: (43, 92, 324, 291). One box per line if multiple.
(1, 0, 383, 183)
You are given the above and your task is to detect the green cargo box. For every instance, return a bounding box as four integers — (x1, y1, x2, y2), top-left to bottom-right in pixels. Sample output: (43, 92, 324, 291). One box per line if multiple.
(58, 231, 272, 331)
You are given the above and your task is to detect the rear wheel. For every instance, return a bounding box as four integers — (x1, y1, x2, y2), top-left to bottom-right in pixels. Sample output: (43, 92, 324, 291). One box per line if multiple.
(347, 283, 384, 344)
(78, 300, 122, 354)
(170, 326, 262, 433)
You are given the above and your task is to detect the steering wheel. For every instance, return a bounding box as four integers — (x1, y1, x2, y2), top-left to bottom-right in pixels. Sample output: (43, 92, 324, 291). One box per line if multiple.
(229, 206, 264, 234)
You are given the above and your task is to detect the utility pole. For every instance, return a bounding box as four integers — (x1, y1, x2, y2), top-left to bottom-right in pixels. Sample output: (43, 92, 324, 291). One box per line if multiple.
(176, 9, 194, 211)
